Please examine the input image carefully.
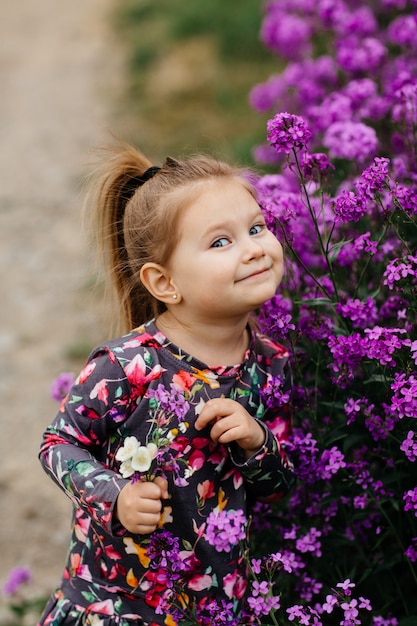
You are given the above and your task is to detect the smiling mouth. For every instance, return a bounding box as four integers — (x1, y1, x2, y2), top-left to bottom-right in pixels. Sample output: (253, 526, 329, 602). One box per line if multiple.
(238, 267, 271, 282)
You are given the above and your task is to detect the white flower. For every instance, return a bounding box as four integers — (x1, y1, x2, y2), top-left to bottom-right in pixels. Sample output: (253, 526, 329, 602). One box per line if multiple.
(146, 442, 158, 459)
(115, 436, 140, 462)
(119, 458, 135, 478)
(131, 445, 154, 473)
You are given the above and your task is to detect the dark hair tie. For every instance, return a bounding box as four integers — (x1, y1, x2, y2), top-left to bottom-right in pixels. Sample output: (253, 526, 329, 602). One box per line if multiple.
(120, 166, 161, 204)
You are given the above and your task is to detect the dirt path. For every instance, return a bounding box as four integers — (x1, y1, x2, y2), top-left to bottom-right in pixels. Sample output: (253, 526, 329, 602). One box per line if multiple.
(0, 0, 125, 612)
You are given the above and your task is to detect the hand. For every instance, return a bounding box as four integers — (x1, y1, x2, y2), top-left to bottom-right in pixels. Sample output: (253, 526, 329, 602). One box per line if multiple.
(115, 476, 169, 535)
(195, 398, 265, 459)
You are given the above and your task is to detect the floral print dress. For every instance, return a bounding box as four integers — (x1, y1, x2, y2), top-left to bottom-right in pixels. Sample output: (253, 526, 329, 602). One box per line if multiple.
(38, 320, 295, 626)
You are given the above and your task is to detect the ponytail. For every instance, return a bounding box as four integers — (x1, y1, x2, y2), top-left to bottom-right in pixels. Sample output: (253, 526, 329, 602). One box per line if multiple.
(84, 141, 154, 334)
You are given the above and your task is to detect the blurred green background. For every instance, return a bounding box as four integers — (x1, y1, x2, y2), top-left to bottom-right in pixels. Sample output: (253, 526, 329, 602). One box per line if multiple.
(113, 0, 278, 165)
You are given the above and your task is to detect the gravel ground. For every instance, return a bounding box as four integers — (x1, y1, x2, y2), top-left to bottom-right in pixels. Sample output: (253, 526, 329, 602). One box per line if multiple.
(0, 0, 125, 615)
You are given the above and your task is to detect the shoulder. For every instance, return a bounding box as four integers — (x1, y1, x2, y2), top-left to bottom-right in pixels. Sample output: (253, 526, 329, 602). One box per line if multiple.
(85, 322, 166, 392)
(88, 321, 163, 362)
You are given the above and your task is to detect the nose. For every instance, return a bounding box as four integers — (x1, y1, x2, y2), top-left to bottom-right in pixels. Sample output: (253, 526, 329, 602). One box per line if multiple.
(242, 236, 265, 262)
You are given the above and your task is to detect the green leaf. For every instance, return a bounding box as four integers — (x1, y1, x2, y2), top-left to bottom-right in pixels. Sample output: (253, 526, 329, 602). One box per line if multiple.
(81, 591, 98, 603)
(67, 460, 96, 476)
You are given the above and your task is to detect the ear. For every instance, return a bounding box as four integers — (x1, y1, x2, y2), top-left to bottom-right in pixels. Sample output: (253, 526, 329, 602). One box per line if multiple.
(140, 262, 180, 304)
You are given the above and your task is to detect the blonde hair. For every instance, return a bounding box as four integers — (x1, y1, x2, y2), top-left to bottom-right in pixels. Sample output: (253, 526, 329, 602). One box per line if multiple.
(84, 141, 254, 334)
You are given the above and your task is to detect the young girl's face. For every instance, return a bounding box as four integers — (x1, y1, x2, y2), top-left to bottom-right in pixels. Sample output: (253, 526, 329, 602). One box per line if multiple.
(166, 178, 284, 321)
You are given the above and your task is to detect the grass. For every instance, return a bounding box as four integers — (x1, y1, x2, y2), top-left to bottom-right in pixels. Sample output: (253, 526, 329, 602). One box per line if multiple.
(112, 0, 279, 167)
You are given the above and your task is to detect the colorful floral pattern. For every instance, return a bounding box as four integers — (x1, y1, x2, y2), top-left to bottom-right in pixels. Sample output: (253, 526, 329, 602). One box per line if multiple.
(38, 321, 294, 625)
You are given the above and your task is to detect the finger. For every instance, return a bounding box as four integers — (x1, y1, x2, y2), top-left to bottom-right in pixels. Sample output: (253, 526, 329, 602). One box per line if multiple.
(133, 480, 165, 500)
(137, 500, 163, 517)
(195, 399, 232, 430)
(210, 420, 242, 444)
(154, 476, 169, 500)
(136, 511, 162, 527)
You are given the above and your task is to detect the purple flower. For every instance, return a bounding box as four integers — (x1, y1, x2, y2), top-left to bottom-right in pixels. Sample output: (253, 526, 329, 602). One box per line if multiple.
(322, 593, 338, 613)
(341, 597, 359, 621)
(328, 333, 367, 387)
(296, 527, 322, 556)
(400, 431, 417, 462)
(148, 383, 190, 421)
(50, 372, 75, 402)
(323, 121, 378, 163)
(333, 190, 367, 223)
(404, 538, 417, 563)
(388, 15, 417, 50)
(373, 618, 399, 626)
(204, 509, 247, 553)
(267, 112, 312, 154)
(309, 92, 352, 132)
(363, 326, 409, 367)
(343, 78, 380, 117)
(261, 10, 312, 60)
(146, 529, 185, 576)
(301, 152, 335, 179)
(336, 297, 378, 329)
(394, 184, 417, 216)
(355, 157, 391, 200)
(318, 446, 346, 480)
(261, 374, 291, 409)
(403, 487, 417, 516)
(336, 231, 378, 266)
(383, 255, 417, 290)
(3, 566, 31, 596)
(392, 82, 417, 128)
(390, 372, 417, 418)
(287, 432, 320, 484)
(286, 604, 310, 624)
(298, 309, 334, 341)
(344, 397, 363, 425)
(336, 36, 386, 74)
(337, 578, 356, 594)
(270, 549, 304, 574)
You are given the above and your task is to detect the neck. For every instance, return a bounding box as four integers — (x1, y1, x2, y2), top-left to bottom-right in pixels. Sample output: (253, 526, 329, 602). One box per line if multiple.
(155, 312, 251, 367)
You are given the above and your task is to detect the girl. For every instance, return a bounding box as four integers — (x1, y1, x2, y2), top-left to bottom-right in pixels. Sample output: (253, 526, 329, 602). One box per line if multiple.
(38, 143, 295, 626)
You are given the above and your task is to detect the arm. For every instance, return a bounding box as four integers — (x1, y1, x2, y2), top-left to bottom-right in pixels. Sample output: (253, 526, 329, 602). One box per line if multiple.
(39, 350, 132, 533)
(195, 398, 295, 500)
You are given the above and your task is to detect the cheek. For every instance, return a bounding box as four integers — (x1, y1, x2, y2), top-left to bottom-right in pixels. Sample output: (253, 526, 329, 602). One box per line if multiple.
(271, 240, 285, 281)
(271, 237, 284, 265)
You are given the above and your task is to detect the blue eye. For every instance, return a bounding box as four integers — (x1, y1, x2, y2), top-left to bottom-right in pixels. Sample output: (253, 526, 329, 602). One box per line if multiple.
(249, 223, 264, 236)
(211, 237, 230, 248)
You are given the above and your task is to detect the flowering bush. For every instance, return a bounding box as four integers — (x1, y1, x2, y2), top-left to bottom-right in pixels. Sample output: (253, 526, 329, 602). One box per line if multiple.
(247, 0, 417, 623)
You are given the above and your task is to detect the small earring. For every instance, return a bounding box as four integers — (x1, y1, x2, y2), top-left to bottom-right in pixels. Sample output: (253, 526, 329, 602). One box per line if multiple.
(173, 294, 177, 300)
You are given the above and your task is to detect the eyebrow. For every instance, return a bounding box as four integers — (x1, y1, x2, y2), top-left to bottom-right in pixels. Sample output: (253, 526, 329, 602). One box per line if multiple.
(201, 207, 264, 239)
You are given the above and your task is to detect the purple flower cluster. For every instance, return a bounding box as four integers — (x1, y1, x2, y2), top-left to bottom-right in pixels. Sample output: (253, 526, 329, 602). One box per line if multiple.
(260, 374, 291, 409)
(247, 2, 417, 621)
(204, 508, 247, 553)
(390, 373, 417, 419)
(383, 255, 417, 291)
(400, 431, 417, 462)
(2, 566, 31, 596)
(267, 112, 312, 154)
(246, 580, 281, 618)
(148, 382, 190, 422)
(50, 372, 75, 402)
(404, 488, 417, 517)
(250, 0, 417, 189)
